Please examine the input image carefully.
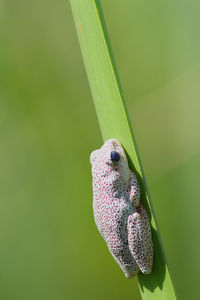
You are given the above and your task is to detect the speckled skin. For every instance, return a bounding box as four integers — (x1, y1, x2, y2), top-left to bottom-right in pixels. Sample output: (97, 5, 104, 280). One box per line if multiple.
(90, 139, 153, 278)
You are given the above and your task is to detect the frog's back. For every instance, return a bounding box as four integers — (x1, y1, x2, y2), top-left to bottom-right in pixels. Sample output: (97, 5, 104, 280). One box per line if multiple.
(93, 178, 135, 239)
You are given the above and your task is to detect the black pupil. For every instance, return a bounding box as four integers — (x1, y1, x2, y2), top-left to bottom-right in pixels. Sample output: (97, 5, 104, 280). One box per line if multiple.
(110, 151, 120, 162)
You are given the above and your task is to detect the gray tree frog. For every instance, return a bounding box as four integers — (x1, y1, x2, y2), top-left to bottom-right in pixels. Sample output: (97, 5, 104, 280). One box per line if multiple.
(90, 139, 153, 278)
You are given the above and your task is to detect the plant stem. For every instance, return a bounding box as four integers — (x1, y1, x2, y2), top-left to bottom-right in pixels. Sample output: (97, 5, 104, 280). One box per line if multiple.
(70, 1, 177, 299)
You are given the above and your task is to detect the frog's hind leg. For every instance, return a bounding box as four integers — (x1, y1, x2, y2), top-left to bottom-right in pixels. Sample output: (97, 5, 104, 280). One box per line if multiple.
(127, 205, 153, 274)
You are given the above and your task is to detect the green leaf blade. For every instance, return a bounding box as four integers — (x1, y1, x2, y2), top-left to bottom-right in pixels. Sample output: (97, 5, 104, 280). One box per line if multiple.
(70, 1, 177, 299)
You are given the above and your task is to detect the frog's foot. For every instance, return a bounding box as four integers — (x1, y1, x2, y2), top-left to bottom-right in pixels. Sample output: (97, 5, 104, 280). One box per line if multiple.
(126, 272, 135, 279)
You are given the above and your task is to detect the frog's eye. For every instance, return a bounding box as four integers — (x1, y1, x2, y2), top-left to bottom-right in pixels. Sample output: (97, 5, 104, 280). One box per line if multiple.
(110, 151, 120, 162)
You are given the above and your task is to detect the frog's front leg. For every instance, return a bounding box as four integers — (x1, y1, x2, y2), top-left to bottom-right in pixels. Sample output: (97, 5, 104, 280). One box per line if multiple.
(129, 171, 141, 207)
(127, 205, 153, 274)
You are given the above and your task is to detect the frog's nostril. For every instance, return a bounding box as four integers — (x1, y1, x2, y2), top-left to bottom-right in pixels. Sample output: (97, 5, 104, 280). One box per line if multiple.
(112, 140, 117, 146)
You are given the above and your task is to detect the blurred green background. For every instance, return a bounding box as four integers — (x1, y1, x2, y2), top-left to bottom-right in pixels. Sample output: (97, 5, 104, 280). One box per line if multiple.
(1, 0, 200, 299)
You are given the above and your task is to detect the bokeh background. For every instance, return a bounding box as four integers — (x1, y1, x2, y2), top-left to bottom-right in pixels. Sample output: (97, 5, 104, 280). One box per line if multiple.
(1, 0, 200, 299)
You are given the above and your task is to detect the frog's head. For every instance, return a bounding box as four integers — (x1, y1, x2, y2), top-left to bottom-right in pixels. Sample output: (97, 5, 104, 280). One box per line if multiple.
(90, 139, 130, 179)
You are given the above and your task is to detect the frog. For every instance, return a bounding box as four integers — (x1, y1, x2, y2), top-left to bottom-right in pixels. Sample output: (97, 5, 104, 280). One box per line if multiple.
(90, 138, 153, 278)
